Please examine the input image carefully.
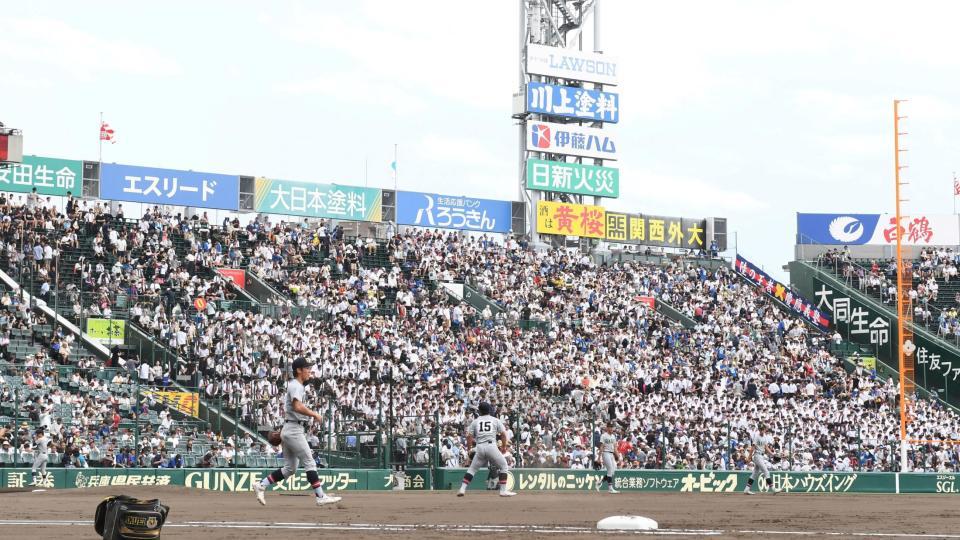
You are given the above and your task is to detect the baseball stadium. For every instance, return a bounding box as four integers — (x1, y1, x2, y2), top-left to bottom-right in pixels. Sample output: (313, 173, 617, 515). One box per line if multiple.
(2, 1, 960, 538)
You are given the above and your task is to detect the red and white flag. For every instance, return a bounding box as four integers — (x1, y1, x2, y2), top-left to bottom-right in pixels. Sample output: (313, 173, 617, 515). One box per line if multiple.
(100, 121, 116, 144)
(954, 176, 960, 196)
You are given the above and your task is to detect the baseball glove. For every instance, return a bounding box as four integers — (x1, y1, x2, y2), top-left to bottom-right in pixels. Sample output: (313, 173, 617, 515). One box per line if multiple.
(268, 430, 282, 446)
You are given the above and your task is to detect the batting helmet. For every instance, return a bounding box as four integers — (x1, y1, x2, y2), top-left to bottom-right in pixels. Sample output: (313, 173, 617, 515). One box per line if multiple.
(478, 402, 491, 415)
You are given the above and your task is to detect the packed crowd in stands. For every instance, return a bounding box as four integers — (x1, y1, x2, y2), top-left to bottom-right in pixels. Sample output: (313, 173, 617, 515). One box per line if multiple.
(0, 196, 959, 474)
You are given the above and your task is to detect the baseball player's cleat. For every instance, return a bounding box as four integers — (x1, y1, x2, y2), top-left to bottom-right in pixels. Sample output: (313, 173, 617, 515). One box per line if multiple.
(457, 492, 465, 497)
(743, 488, 754, 495)
(316, 495, 341, 506)
(596, 480, 602, 492)
(253, 482, 266, 506)
(607, 488, 620, 494)
(499, 490, 517, 497)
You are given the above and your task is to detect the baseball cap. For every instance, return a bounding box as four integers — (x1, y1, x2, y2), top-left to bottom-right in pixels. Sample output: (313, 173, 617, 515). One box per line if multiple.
(291, 358, 314, 372)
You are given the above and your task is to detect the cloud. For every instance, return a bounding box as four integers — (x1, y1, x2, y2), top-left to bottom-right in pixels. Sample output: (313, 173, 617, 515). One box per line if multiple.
(0, 17, 181, 80)
(613, 170, 767, 215)
(273, 75, 429, 116)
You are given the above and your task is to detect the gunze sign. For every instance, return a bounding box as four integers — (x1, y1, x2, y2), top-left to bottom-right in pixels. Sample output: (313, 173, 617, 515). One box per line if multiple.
(101, 163, 240, 210)
(526, 44, 619, 85)
(396, 191, 512, 233)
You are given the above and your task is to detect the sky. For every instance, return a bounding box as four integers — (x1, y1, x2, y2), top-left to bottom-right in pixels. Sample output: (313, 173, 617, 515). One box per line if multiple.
(2, 0, 960, 279)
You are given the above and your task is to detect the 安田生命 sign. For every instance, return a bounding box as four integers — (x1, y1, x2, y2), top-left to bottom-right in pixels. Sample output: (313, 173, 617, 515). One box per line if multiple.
(0, 155, 81, 196)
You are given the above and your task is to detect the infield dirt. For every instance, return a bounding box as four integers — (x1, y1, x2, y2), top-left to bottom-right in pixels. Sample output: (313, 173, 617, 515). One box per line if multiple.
(0, 486, 956, 539)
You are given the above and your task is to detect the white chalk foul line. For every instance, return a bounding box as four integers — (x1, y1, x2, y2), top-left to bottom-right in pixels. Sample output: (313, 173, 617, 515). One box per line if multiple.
(1, 520, 958, 538)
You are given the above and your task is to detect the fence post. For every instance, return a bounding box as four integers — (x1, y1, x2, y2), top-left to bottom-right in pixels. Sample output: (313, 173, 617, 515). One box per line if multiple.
(725, 422, 731, 470)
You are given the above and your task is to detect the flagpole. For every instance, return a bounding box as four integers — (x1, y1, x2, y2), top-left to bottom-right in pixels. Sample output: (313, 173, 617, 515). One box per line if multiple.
(954, 172, 957, 216)
(99, 112, 103, 166)
(393, 144, 398, 192)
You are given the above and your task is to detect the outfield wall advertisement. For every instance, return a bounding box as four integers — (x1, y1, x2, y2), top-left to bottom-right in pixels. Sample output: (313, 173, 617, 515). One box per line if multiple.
(4, 468, 957, 494)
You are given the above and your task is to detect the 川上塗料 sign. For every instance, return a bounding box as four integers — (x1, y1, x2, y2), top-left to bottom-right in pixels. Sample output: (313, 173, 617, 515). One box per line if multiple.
(527, 121, 617, 161)
(526, 44, 619, 85)
(527, 82, 619, 123)
(100, 163, 240, 210)
(0, 155, 81, 196)
(536, 200, 606, 239)
(526, 159, 619, 198)
(396, 191, 512, 233)
(254, 178, 382, 222)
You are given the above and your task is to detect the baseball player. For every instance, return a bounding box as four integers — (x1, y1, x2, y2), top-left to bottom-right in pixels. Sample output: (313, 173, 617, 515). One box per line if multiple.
(484, 404, 500, 490)
(31, 427, 49, 485)
(457, 402, 516, 497)
(596, 422, 620, 494)
(253, 358, 341, 506)
(744, 425, 780, 495)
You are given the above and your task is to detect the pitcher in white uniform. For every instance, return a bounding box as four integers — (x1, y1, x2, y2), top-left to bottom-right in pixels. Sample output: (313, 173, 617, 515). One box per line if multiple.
(596, 422, 620, 494)
(457, 402, 516, 497)
(32, 427, 50, 484)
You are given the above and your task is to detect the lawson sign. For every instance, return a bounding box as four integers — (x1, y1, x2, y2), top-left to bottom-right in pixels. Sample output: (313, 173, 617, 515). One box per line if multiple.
(526, 44, 619, 85)
(797, 213, 960, 246)
(397, 191, 512, 234)
(101, 163, 240, 211)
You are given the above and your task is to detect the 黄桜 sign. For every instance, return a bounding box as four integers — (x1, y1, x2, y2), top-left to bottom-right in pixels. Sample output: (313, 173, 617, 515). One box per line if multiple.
(254, 178, 382, 222)
(396, 191, 512, 233)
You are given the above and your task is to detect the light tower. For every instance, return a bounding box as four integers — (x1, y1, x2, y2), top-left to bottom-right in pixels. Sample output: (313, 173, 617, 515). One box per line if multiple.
(514, 0, 619, 250)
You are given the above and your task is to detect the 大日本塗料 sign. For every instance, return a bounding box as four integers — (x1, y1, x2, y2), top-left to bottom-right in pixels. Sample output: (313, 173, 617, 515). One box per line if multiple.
(796, 213, 960, 246)
(100, 163, 240, 210)
(527, 159, 619, 198)
(527, 121, 618, 161)
(396, 191, 512, 233)
(0, 155, 81, 196)
(526, 44, 619, 85)
(527, 82, 619, 123)
(254, 178, 382, 222)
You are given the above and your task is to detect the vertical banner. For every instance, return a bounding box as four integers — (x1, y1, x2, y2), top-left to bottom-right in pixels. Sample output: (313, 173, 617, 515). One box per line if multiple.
(734, 255, 830, 332)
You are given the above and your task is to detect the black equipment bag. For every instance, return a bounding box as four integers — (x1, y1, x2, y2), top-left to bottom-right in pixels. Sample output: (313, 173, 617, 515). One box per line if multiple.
(94, 495, 170, 540)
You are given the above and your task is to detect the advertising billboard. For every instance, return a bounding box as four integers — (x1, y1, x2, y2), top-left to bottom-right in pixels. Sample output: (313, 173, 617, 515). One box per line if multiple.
(536, 200, 606, 238)
(734, 255, 830, 332)
(86, 319, 126, 345)
(527, 158, 619, 198)
(254, 178, 382, 222)
(604, 212, 706, 249)
(527, 82, 619, 123)
(396, 191, 512, 233)
(100, 163, 240, 210)
(0, 155, 81, 196)
(526, 121, 618, 160)
(796, 213, 960, 246)
(526, 44, 619, 85)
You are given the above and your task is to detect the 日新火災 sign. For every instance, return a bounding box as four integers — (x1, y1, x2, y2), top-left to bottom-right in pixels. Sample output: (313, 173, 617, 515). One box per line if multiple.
(396, 191, 512, 233)
(254, 178, 382, 222)
(526, 158, 619, 198)
(526, 44, 619, 85)
(527, 82, 619, 123)
(527, 121, 617, 160)
(0, 155, 81, 196)
(100, 163, 240, 210)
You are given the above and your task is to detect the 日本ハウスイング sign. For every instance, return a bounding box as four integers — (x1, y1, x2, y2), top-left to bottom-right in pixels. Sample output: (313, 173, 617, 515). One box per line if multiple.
(254, 178, 382, 222)
(734, 255, 830, 332)
(396, 191, 512, 233)
(527, 121, 618, 160)
(536, 200, 606, 238)
(796, 213, 960, 246)
(0, 155, 81, 196)
(527, 82, 619, 123)
(605, 212, 706, 250)
(526, 158, 619, 198)
(526, 44, 619, 85)
(100, 163, 240, 210)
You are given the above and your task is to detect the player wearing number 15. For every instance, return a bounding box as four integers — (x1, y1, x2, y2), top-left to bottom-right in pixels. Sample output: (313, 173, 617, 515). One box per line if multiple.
(457, 402, 516, 497)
